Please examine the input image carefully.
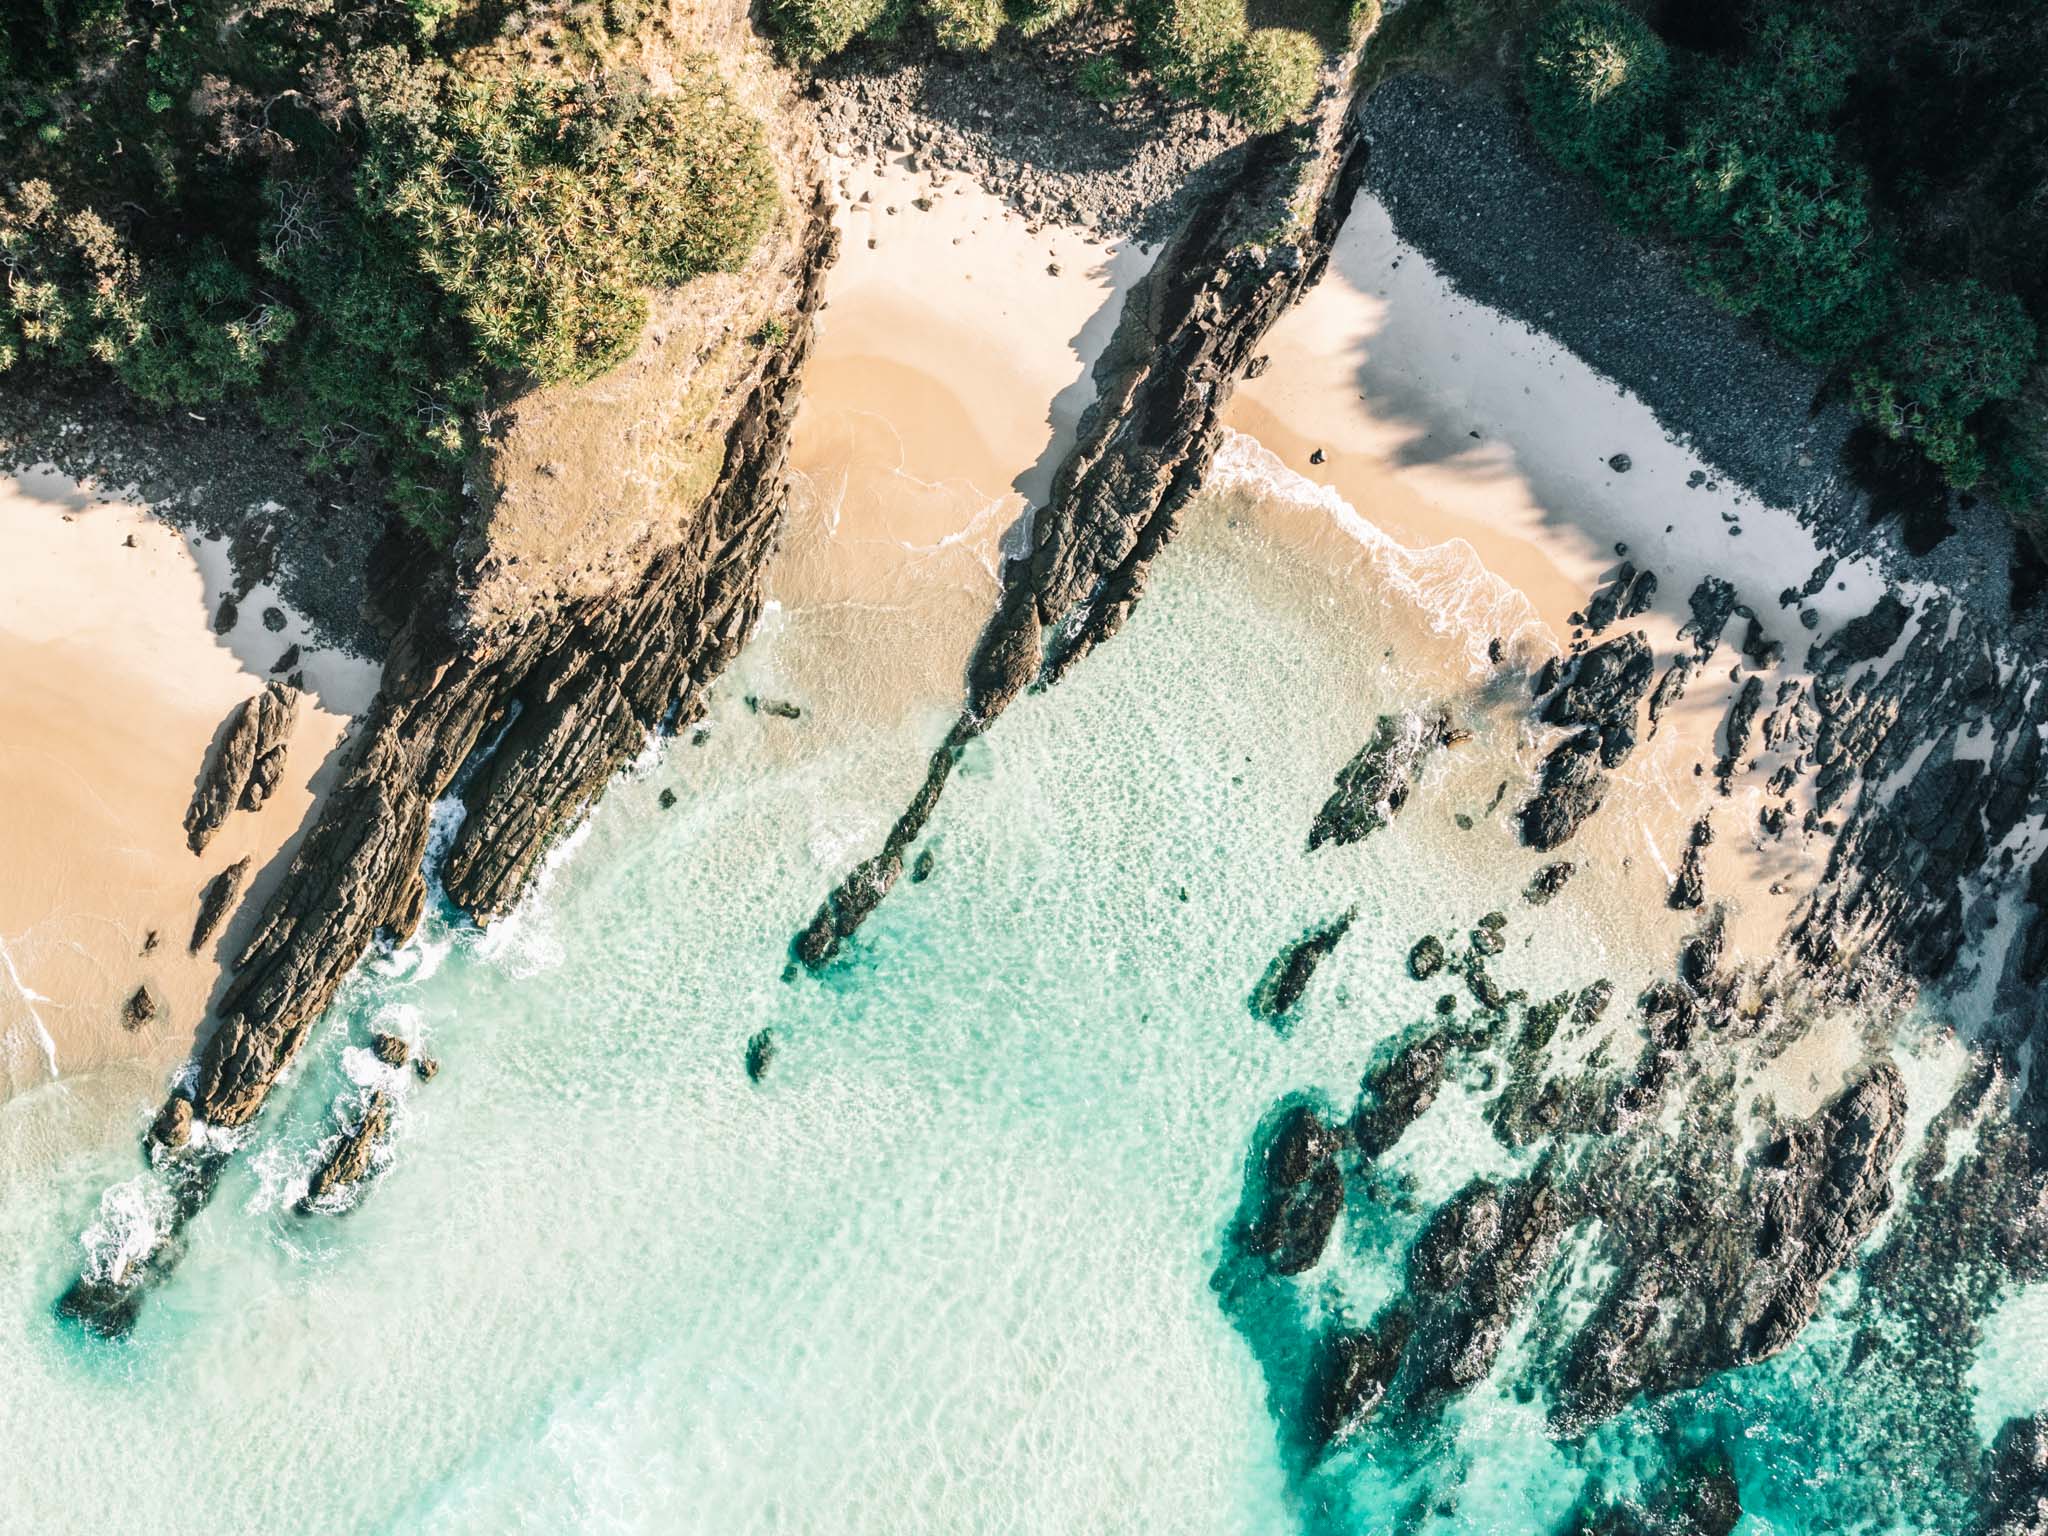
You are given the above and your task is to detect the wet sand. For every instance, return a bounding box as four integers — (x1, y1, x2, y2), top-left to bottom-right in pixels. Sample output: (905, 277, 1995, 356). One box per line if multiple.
(0, 471, 377, 1112)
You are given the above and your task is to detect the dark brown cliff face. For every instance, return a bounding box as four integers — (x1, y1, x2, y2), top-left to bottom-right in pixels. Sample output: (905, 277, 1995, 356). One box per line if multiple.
(794, 96, 1369, 970)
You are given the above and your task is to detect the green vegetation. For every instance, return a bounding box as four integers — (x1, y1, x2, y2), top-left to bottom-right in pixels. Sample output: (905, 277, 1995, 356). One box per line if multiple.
(768, 0, 1364, 132)
(0, 2, 778, 539)
(1515, 0, 2044, 533)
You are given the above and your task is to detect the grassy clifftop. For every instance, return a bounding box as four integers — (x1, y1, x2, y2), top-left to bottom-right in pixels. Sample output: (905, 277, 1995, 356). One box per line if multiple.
(1, 0, 788, 542)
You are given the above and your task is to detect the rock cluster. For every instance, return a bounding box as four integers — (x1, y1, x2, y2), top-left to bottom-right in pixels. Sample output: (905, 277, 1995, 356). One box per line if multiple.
(183, 682, 298, 854)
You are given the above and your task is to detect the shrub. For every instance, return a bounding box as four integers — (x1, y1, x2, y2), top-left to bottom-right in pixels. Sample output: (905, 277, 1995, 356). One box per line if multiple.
(362, 59, 776, 387)
(1075, 55, 1133, 102)
(1133, 0, 1247, 97)
(766, 0, 890, 61)
(1217, 27, 1322, 131)
(926, 0, 1006, 50)
(1010, 0, 1089, 38)
(1522, 0, 1668, 180)
(1853, 279, 2037, 487)
(0, 181, 290, 403)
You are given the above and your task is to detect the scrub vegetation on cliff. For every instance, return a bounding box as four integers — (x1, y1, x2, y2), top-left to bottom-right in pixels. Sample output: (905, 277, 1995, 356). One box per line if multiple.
(0, 0, 778, 539)
(1509, 0, 2045, 542)
(768, 0, 1369, 131)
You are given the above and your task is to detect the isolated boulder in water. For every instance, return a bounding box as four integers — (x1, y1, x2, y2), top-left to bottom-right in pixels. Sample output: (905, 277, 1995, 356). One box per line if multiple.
(745, 1028, 776, 1082)
(301, 1091, 392, 1210)
(370, 1032, 409, 1067)
(1246, 1104, 1346, 1274)
(151, 1094, 193, 1150)
(1250, 907, 1359, 1023)
(1409, 934, 1446, 980)
(1309, 714, 1444, 851)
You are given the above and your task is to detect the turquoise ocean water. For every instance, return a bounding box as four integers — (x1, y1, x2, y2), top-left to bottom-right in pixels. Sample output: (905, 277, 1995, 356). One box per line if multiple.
(0, 453, 2027, 1532)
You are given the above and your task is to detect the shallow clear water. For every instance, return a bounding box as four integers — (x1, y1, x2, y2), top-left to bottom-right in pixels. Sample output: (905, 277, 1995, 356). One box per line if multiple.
(0, 461, 2027, 1533)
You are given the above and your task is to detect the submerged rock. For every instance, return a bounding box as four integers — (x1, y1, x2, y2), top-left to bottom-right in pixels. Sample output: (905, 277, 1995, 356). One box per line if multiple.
(1247, 1105, 1347, 1275)
(1251, 908, 1359, 1024)
(745, 695, 803, 720)
(911, 847, 935, 883)
(190, 856, 251, 953)
(1525, 861, 1575, 904)
(745, 1028, 776, 1082)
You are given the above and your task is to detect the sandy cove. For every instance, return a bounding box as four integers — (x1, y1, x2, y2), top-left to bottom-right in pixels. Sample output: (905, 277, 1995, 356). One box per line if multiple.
(769, 154, 1153, 721)
(0, 469, 377, 1118)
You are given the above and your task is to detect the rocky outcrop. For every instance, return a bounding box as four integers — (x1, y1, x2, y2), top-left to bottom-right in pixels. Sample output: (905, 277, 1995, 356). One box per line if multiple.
(1308, 712, 1451, 850)
(1584, 562, 1657, 634)
(300, 1091, 391, 1209)
(63, 187, 841, 1331)
(793, 98, 1367, 967)
(1525, 860, 1575, 904)
(183, 682, 298, 853)
(1250, 907, 1358, 1024)
(189, 856, 251, 953)
(1681, 576, 1736, 660)
(1521, 633, 1654, 850)
(1245, 1104, 1348, 1275)
(1670, 817, 1710, 910)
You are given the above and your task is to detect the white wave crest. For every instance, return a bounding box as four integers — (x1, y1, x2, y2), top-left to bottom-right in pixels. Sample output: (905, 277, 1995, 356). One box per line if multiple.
(1205, 430, 1552, 674)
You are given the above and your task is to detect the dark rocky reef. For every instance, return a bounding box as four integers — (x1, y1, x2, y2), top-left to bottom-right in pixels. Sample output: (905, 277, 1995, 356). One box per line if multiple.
(1249, 907, 1358, 1025)
(1983, 1414, 2048, 1536)
(183, 682, 298, 853)
(1556, 1063, 1908, 1429)
(1308, 711, 1452, 850)
(793, 99, 1367, 968)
